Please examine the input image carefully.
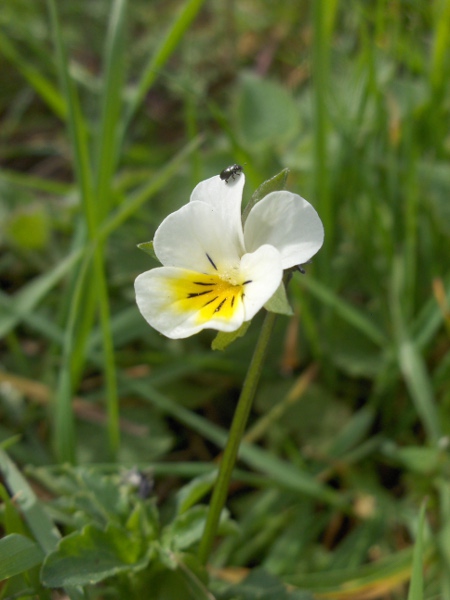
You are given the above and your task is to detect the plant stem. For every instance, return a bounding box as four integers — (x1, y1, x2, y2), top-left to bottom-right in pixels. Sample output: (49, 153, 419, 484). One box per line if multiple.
(198, 310, 277, 565)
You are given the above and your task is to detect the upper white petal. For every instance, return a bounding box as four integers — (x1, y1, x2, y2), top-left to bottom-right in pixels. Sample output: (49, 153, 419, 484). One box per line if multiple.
(190, 174, 246, 251)
(154, 200, 242, 273)
(239, 244, 283, 321)
(243, 191, 324, 269)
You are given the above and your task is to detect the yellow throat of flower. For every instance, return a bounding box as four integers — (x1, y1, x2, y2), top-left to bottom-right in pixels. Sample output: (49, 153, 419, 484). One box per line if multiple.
(168, 267, 251, 324)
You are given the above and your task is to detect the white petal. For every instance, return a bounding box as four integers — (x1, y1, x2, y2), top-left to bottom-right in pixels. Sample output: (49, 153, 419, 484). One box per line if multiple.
(154, 201, 243, 273)
(239, 245, 283, 321)
(135, 267, 246, 339)
(244, 191, 324, 269)
(190, 174, 246, 250)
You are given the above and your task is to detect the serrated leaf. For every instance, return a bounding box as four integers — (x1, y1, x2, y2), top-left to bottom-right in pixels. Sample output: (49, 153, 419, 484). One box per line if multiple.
(0, 534, 45, 580)
(41, 523, 151, 587)
(264, 282, 293, 316)
(242, 169, 289, 224)
(212, 321, 251, 351)
(137, 240, 158, 260)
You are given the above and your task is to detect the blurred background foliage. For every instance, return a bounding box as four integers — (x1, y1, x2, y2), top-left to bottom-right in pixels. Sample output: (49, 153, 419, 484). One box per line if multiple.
(0, 0, 449, 597)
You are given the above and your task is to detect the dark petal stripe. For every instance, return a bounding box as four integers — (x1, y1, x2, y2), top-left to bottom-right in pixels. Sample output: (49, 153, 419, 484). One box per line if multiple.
(206, 253, 218, 270)
(187, 290, 213, 298)
(203, 296, 219, 307)
(214, 298, 227, 313)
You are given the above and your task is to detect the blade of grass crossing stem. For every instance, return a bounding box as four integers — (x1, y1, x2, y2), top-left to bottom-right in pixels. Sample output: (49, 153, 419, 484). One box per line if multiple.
(120, 0, 206, 142)
(48, 0, 120, 460)
(95, 0, 127, 222)
(407, 502, 427, 600)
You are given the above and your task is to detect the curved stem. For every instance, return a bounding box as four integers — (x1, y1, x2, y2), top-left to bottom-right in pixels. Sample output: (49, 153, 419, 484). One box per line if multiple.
(198, 310, 277, 565)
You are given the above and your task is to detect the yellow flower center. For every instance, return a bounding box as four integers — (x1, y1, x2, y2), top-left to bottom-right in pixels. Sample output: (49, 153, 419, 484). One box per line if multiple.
(169, 267, 251, 324)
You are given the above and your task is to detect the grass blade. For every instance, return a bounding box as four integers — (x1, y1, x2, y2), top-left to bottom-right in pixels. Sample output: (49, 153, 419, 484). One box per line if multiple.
(407, 502, 427, 600)
(0, 30, 66, 119)
(95, 0, 127, 221)
(121, 0, 206, 138)
(294, 275, 387, 347)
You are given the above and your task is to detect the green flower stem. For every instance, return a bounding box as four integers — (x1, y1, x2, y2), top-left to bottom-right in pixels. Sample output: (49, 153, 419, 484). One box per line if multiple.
(198, 310, 277, 565)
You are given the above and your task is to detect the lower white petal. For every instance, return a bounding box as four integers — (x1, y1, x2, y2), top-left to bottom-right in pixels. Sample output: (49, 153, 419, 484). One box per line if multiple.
(134, 245, 283, 339)
(244, 191, 324, 269)
(135, 267, 246, 339)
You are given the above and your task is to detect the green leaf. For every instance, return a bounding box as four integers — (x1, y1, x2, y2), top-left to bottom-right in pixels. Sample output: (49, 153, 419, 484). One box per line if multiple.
(235, 73, 301, 147)
(137, 241, 158, 260)
(0, 449, 60, 554)
(212, 321, 251, 351)
(264, 282, 294, 316)
(145, 553, 210, 600)
(242, 168, 289, 224)
(6, 207, 50, 250)
(175, 470, 218, 515)
(41, 523, 151, 587)
(162, 506, 209, 552)
(0, 534, 45, 580)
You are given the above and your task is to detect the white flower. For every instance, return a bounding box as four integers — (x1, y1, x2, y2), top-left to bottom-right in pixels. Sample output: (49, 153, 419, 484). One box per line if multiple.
(135, 174, 324, 339)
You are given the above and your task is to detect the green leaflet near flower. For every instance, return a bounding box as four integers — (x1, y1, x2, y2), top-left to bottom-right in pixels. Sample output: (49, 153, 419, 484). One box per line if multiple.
(134, 174, 324, 339)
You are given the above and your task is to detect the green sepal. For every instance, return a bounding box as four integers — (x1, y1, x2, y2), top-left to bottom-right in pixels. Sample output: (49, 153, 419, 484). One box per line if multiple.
(137, 241, 158, 260)
(242, 168, 289, 224)
(211, 321, 251, 351)
(264, 282, 293, 316)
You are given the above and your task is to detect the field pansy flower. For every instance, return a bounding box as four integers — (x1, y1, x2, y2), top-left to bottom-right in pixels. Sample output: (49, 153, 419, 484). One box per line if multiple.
(135, 174, 324, 339)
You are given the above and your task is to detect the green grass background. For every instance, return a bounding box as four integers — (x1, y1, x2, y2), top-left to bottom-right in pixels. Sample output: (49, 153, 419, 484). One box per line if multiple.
(0, 0, 449, 597)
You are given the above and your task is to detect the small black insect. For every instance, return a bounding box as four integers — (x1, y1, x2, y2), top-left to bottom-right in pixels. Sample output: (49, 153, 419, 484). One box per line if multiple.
(220, 164, 243, 183)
